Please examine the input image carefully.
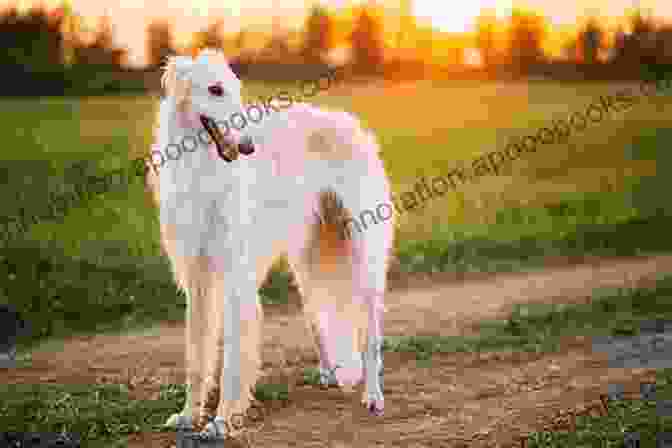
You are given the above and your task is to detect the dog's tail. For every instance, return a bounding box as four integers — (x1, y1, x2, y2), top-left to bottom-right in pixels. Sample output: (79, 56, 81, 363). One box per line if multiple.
(311, 189, 353, 269)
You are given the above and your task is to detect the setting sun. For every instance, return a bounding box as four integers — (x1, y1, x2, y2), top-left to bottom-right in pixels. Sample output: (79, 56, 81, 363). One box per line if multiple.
(412, 0, 514, 32)
(413, 0, 484, 32)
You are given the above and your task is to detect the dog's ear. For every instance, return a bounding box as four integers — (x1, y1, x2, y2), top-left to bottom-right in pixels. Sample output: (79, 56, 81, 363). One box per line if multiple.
(161, 56, 193, 109)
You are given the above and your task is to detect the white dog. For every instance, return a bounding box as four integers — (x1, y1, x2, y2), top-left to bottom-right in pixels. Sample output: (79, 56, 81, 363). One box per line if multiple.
(147, 49, 394, 437)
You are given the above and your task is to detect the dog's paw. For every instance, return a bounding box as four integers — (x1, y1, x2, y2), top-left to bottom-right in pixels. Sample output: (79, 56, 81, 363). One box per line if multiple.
(319, 366, 339, 387)
(361, 398, 384, 416)
(201, 416, 228, 438)
(201, 415, 252, 439)
(164, 413, 193, 429)
(335, 366, 364, 389)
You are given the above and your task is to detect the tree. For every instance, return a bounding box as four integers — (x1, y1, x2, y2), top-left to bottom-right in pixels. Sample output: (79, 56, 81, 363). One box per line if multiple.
(92, 13, 114, 50)
(611, 26, 628, 62)
(631, 10, 656, 37)
(655, 25, 672, 63)
(613, 10, 657, 66)
(0, 5, 65, 69)
(507, 9, 547, 71)
(563, 38, 578, 61)
(146, 20, 176, 68)
(234, 29, 247, 52)
(475, 9, 497, 67)
(578, 18, 603, 64)
(260, 32, 293, 61)
(74, 13, 126, 67)
(630, 10, 657, 65)
(350, 7, 385, 73)
(52, 0, 76, 66)
(192, 20, 225, 52)
(396, 0, 414, 50)
(302, 4, 334, 63)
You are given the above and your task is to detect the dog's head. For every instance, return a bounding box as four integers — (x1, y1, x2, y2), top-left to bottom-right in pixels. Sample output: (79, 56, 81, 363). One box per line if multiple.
(160, 48, 254, 162)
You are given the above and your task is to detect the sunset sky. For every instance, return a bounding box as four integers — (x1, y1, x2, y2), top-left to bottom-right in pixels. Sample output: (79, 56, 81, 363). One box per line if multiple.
(5, 0, 671, 66)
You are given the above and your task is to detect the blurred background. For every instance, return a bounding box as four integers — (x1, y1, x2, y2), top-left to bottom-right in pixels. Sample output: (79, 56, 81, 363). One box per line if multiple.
(0, 0, 671, 351)
(1, 0, 672, 92)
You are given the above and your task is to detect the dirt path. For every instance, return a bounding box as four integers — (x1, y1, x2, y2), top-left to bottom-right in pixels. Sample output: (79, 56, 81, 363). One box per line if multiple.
(3, 254, 672, 447)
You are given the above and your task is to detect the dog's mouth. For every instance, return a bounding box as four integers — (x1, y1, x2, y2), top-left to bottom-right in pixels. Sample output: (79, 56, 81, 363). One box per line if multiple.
(199, 114, 238, 162)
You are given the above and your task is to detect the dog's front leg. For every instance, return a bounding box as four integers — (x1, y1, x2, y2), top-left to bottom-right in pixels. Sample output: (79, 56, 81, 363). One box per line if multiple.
(201, 241, 261, 438)
(163, 291, 206, 429)
(196, 261, 225, 430)
(164, 254, 210, 430)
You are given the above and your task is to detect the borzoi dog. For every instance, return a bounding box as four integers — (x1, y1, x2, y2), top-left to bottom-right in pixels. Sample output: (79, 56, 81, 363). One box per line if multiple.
(147, 49, 393, 437)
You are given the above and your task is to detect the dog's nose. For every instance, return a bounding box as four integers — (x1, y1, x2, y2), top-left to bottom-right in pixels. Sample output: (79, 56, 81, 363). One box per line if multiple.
(239, 136, 255, 155)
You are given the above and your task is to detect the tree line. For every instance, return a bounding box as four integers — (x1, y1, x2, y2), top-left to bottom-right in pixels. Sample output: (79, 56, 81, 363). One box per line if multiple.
(1, 2, 671, 96)
(476, 8, 672, 77)
(0, 4, 145, 95)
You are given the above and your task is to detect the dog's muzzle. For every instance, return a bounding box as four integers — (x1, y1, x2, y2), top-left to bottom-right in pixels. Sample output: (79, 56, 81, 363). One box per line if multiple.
(199, 114, 255, 162)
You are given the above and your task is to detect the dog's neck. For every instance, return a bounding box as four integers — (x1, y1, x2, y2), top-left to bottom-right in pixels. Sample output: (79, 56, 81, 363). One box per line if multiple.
(151, 99, 207, 177)
(152, 97, 264, 190)
(155, 98, 193, 144)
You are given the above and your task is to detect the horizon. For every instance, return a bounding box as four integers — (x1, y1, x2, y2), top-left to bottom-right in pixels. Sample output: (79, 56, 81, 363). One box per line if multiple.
(2, 0, 671, 67)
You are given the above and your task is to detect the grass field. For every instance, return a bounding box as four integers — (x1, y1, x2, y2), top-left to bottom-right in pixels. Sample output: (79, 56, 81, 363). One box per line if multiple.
(1, 77, 671, 346)
(1, 75, 671, 447)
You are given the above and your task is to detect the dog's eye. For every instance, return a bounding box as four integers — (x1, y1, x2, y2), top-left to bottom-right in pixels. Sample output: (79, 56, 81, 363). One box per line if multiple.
(208, 84, 224, 96)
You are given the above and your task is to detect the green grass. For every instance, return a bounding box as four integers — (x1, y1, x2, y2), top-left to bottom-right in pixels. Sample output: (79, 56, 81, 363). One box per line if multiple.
(0, 383, 175, 447)
(0, 381, 289, 448)
(0, 79, 671, 349)
(395, 204, 672, 275)
(381, 273, 672, 359)
(523, 370, 671, 448)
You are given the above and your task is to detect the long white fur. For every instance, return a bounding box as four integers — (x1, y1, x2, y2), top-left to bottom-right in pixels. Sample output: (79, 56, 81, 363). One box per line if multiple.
(152, 49, 394, 435)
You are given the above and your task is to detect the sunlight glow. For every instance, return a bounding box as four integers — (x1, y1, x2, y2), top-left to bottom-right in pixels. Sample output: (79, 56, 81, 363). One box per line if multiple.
(464, 48, 483, 66)
(190, 0, 209, 17)
(413, 0, 484, 32)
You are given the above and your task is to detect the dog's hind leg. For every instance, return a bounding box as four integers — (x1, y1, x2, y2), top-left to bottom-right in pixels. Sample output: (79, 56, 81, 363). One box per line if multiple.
(285, 204, 335, 386)
(311, 155, 393, 416)
(344, 170, 393, 416)
(287, 252, 344, 388)
(351, 231, 390, 416)
(287, 189, 370, 392)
